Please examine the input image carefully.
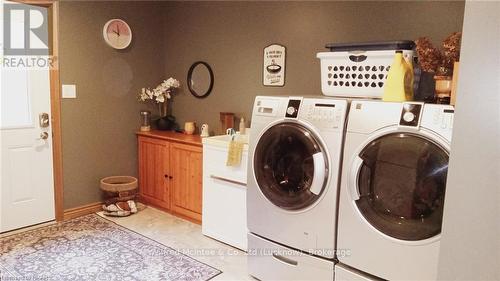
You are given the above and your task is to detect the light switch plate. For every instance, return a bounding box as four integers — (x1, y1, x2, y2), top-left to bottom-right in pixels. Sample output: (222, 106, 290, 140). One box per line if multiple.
(62, 84, 76, 98)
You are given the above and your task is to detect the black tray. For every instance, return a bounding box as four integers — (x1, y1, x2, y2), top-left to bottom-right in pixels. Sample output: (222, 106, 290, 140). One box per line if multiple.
(325, 40, 415, 52)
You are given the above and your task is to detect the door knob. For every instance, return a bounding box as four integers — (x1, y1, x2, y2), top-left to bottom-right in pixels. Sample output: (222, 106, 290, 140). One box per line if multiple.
(39, 113, 50, 128)
(37, 132, 49, 140)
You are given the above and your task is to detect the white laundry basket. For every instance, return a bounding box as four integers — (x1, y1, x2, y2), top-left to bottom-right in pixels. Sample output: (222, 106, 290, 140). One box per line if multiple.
(317, 41, 415, 99)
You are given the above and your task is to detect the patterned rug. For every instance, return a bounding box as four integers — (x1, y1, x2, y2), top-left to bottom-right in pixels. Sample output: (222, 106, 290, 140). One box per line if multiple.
(0, 214, 221, 281)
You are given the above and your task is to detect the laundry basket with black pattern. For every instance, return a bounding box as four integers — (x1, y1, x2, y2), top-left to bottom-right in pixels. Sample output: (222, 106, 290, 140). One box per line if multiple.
(317, 41, 415, 99)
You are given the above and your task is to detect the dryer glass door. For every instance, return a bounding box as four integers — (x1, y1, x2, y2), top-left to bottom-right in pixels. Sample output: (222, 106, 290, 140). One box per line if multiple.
(355, 133, 449, 241)
(254, 122, 328, 211)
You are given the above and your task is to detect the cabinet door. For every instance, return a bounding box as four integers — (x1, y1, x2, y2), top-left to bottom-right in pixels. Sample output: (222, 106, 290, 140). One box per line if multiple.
(138, 136, 170, 209)
(170, 143, 203, 221)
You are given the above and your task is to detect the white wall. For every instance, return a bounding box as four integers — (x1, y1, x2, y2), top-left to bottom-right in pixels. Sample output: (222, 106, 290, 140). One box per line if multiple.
(438, 1, 500, 280)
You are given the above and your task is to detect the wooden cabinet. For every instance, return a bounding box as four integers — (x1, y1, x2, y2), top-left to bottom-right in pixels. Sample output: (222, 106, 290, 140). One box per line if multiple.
(138, 137, 170, 210)
(170, 143, 203, 221)
(137, 131, 203, 223)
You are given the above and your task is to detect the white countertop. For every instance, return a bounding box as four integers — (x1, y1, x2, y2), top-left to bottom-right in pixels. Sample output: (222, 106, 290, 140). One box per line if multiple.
(202, 134, 249, 151)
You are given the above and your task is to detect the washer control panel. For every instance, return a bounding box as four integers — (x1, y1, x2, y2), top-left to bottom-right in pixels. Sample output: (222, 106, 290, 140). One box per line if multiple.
(303, 101, 343, 129)
(285, 99, 301, 118)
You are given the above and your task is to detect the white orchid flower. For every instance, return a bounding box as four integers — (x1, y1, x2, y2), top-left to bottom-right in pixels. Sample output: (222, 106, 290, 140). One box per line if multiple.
(154, 89, 162, 97)
(156, 94, 165, 103)
(165, 77, 180, 88)
(139, 88, 148, 101)
(138, 77, 179, 117)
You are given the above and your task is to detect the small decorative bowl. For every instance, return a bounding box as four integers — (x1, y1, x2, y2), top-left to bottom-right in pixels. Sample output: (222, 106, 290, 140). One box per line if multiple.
(266, 64, 281, 74)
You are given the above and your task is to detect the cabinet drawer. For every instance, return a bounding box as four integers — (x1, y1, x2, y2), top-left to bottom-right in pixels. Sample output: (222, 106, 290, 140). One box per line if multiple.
(203, 145, 248, 184)
(335, 264, 377, 281)
(248, 233, 334, 281)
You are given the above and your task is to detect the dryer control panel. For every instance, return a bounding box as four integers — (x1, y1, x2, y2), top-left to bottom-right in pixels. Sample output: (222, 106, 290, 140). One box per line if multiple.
(399, 102, 424, 127)
(421, 104, 454, 141)
(301, 99, 344, 129)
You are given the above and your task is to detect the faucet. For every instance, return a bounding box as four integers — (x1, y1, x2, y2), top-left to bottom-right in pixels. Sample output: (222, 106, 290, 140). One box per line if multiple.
(226, 128, 236, 136)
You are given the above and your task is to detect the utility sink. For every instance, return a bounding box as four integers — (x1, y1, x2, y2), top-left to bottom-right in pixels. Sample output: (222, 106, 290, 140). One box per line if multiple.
(202, 133, 249, 251)
(202, 133, 249, 149)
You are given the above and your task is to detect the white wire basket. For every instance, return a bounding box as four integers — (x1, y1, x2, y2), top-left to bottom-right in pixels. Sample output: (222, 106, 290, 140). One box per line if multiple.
(317, 47, 414, 99)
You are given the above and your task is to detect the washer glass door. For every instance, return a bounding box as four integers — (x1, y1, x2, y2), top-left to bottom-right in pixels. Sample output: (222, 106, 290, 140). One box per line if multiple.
(254, 122, 328, 211)
(355, 133, 449, 241)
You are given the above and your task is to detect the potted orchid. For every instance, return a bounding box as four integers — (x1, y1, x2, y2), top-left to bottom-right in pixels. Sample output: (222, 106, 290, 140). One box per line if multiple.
(138, 77, 180, 130)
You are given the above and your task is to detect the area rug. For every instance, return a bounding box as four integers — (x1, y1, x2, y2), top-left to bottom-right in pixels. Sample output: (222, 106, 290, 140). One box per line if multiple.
(0, 214, 221, 281)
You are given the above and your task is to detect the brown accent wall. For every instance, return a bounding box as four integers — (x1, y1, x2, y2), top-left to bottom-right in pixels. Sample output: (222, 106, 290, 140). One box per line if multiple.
(163, 1, 465, 133)
(59, 1, 465, 209)
(59, 1, 165, 208)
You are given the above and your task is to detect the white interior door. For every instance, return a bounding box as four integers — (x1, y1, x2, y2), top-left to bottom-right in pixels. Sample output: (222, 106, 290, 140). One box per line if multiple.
(0, 2, 55, 232)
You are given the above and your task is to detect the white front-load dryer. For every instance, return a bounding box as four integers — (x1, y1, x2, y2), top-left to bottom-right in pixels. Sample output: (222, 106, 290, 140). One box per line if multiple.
(337, 100, 454, 280)
(247, 96, 347, 280)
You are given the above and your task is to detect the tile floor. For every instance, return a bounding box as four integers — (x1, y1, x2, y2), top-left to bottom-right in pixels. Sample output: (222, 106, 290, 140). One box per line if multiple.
(100, 206, 253, 281)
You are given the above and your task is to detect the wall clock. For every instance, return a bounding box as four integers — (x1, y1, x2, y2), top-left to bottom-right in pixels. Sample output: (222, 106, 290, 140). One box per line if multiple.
(102, 19, 132, 49)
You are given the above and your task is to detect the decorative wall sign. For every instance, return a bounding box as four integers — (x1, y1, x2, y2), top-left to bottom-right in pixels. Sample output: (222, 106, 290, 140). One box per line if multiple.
(263, 44, 286, 86)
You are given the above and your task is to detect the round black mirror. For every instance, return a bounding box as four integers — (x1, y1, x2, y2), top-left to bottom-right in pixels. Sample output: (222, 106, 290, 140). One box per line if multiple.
(187, 61, 214, 98)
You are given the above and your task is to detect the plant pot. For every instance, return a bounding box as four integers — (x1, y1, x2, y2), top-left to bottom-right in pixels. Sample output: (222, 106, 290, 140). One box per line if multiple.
(434, 75, 453, 104)
(415, 71, 436, 102)
(156, 115, 175, 131)
(156, 117, 171, 131)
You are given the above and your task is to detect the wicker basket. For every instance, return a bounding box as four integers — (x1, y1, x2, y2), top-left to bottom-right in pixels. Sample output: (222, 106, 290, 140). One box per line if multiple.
(100, 176, 138, 204)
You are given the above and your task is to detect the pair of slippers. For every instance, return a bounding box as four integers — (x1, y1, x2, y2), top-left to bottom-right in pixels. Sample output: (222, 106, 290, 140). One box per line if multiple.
(102, 200, 138, 217)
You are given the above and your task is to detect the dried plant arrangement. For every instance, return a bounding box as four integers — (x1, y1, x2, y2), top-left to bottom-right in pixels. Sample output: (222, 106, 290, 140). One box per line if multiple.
(442, 32, 462, 71)
(415, 37, 442, 73)
(415, 32, 462, 76)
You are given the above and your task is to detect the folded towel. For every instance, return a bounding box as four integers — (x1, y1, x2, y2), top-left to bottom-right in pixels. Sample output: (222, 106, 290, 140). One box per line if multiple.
(226, 139, 244, 166)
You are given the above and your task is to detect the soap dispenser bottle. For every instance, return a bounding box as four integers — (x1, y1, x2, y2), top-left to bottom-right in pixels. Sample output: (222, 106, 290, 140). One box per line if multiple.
(239, 118, 246, 135)
(382, 50, 413, 102)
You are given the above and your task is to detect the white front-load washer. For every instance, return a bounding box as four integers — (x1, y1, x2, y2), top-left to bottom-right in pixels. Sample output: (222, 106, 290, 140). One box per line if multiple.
(337, 100, 454, 280)
(247, 96, 347, 280)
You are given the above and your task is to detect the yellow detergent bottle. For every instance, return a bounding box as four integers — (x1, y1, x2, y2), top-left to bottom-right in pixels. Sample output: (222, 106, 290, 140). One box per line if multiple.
(382, 51, 414, 102)
(404, 54, 415, 100)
